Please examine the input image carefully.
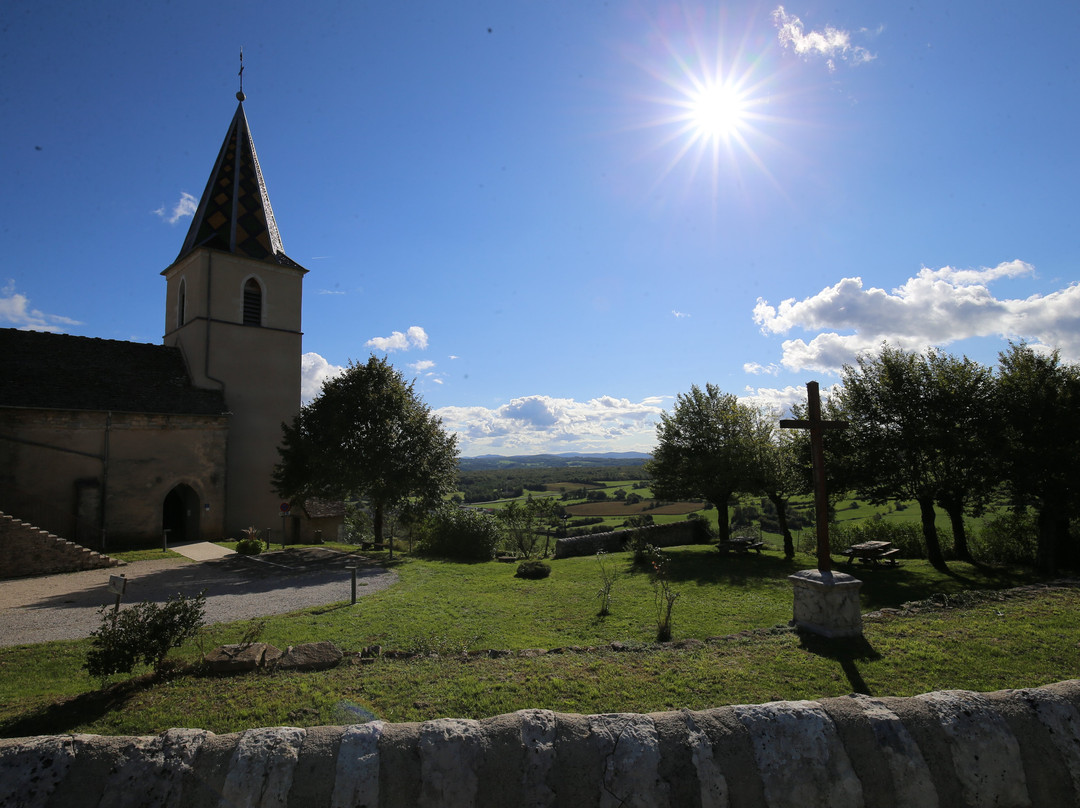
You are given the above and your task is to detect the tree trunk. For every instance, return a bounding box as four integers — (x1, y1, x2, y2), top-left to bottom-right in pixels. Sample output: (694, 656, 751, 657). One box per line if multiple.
(941, 497, 973, 563)
(768, 492, 794, 559)
(714, 491, 733, 539)
(917, 495, 948, 571)
(1035, 506, 1057, 576)
(373, 502, 392, 559)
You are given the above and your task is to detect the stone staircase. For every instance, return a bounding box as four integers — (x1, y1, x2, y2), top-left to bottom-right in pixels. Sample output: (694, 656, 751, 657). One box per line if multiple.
(0, 511, 123, 580)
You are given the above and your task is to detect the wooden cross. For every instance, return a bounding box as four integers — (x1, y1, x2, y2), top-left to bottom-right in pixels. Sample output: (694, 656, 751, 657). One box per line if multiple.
(780, 381, 847, 572)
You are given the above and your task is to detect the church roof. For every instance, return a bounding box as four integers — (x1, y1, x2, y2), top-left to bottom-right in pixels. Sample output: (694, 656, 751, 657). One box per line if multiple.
(176, 100, 303, 268)
(0, 329, 228, 416)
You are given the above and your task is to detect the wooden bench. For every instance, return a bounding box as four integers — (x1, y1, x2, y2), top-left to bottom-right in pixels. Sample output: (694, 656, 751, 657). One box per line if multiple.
(718, 539, 766, 555)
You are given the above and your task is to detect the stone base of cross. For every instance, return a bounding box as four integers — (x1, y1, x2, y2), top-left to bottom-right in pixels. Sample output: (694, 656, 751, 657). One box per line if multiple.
(781, 381, 863, 638)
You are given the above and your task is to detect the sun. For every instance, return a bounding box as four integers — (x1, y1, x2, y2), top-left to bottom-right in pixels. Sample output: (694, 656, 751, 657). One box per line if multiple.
(685, 81, 749, 143)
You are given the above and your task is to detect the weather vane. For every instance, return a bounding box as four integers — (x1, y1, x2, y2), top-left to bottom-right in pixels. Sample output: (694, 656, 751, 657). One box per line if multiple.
(237, 47, 245, 102)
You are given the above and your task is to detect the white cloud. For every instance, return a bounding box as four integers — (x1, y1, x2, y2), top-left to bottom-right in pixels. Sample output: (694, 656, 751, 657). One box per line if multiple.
(744, 361, 781, 376)
(410, 360, 436, 372)
(0, 281, 81, 332)
(772, 6, 875, 71)
(740, 383, 842, 417)
(300, 352, 345, 402)
(153, 192, 197, 225)
(437, 394, 666, 456)
(753, 260, 1080, 370)
(366, 325, 429, 352)
(672, 310, 691, 319)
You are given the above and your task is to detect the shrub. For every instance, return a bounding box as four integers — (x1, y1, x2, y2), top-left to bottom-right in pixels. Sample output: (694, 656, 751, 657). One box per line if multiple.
(85, 591, 206, 681)
(832, 520, 953, 559)
(415, 506, 500, 561)
(515, 560, 552, 579)
(970, 511, 1038, 565)
(236, 537, 262, 555)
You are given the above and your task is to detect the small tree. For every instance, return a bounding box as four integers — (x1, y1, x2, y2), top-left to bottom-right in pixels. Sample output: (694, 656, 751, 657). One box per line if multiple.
(274, 355, 459, 557)
(649, 384, 759, 539)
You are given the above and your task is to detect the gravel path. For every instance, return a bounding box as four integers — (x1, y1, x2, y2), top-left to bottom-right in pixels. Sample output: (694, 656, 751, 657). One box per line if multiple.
(0, 548, 397, 647)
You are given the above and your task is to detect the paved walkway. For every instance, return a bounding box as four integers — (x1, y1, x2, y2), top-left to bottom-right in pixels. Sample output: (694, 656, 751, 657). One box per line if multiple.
(170, 541, 236, 561)
(0, 548, 397, 647)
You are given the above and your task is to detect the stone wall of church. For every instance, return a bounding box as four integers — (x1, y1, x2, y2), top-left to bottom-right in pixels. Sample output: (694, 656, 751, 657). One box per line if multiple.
(0, 408, 227, 548)
(2, 680, 1078, 806)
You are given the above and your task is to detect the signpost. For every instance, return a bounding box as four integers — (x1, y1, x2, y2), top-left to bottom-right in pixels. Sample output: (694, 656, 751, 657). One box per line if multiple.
(107, 573, 127, 613)
(280, 502, 291, 550)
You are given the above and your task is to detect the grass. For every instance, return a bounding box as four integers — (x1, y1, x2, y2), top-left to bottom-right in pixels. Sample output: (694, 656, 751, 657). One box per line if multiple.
(2, 544, 1068, 738)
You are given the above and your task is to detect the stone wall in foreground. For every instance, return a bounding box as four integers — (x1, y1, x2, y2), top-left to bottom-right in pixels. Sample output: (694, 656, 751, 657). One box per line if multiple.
(2, 680, 1079, 807)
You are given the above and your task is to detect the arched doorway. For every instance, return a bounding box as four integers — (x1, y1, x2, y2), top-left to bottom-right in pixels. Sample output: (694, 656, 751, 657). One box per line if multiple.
(162, 484, 200, 544)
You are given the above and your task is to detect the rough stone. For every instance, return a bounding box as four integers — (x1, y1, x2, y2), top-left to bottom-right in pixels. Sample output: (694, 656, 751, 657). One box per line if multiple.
(789, 569, 864, 638)
(274, 641, 343, 672)
(204, 643, 281, 673)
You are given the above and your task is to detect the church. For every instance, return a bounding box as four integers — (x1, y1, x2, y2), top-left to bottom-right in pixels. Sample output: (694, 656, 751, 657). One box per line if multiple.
(0, 90, 313, 551)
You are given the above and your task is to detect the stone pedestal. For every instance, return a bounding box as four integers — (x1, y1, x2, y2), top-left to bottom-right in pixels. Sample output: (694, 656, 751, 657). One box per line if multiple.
(788, 569, 863, 638)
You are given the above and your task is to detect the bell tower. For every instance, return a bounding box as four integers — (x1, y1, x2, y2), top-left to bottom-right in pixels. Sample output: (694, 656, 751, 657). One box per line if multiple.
(161, 89, 306, 537)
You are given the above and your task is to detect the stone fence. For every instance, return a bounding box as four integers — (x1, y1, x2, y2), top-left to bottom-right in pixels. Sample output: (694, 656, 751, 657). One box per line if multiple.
(3, 680, 1078, 807)
(553, 520, 710, 559)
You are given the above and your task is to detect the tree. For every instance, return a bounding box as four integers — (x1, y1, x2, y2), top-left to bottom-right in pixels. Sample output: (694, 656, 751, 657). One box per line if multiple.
(748, 408, 804, 559)
(273, 356, 459, 552)
(837, 345, 998, 570)
(648, 384, 758, 539)
(996, 343, 1080, 574)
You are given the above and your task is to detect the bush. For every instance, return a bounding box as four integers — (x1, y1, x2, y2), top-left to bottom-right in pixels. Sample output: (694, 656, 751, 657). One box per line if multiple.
(970, 511, 1038, 565)
(236, 538, 262, 555)
(415, 506, 500, 561)
(831, 521, 953, 559)
(515, 560, 551, 579)
(85, 591, 206, 681)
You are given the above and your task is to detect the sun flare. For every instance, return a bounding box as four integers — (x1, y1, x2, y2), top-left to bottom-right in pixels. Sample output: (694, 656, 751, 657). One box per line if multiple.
(687, 81, 748, 142)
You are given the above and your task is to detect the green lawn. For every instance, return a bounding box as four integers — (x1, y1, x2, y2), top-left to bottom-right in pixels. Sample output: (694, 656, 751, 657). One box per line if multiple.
(2, 545, 1070, 738)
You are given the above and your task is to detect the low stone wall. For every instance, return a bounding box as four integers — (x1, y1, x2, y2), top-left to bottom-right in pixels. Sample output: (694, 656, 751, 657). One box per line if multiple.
(4, 680, 1078, 807)
(0, 512, 121, 580)
(554, 520, 709, 559)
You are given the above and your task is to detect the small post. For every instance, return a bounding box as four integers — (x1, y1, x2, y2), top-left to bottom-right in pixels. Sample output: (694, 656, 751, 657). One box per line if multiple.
(347, 566, 358, 605)
(162, 528, 171, 553)
(108, 573, 127, 614)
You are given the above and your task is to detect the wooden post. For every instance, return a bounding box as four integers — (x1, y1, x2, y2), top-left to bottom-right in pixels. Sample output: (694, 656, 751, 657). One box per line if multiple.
(780, 381, 847, 572)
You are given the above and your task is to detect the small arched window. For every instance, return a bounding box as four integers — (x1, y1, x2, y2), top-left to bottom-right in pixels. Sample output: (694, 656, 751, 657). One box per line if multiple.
(243, 278, 262, 326)
(177, 278, 187, 328)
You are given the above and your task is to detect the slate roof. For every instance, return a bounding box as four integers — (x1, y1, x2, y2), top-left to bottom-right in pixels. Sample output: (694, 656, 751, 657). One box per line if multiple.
(0, 329, 228, 416)
(176, 101, 303, 269)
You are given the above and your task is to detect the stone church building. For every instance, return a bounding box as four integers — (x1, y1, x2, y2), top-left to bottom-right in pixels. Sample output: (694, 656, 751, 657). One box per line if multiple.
(0, 94, 310, 550)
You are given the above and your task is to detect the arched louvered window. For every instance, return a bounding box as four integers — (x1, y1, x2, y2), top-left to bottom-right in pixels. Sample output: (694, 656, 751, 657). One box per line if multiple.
(177, 278, 187, 328)
(243, 278, 262, 326)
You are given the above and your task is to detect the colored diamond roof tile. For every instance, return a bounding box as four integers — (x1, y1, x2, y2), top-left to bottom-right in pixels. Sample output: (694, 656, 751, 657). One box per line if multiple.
(176, 101, 302, 268)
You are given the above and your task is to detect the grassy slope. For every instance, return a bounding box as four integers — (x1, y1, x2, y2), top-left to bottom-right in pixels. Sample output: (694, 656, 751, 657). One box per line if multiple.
(3, 546, 1072, 737)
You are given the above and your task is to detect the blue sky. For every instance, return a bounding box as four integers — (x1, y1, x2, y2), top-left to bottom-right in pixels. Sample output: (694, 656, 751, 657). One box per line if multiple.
(3, 1, 1078, 456)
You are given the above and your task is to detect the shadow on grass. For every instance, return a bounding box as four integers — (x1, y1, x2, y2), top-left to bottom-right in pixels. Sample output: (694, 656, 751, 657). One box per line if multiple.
(0, 671, 164, 738)
(798, 632, 882, 696)
(637, 545, 1039, 609)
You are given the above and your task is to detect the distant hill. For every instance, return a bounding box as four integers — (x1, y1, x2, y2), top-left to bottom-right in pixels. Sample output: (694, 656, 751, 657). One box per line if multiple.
(459, 452, 650, 471)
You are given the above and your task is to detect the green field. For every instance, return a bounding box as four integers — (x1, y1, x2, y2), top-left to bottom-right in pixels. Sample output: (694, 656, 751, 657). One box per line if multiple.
(3, 544, 1071, 738)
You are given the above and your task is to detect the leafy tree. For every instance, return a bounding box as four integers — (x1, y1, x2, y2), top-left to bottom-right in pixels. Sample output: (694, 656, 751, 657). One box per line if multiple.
(497, 496, 559, 558)
(748, 408, 804, 559)
(996, 343, 1080, 574)
(273, 356, 459, 553)
(648, 384, 759, 539)
(838, 345, 998, 570)
(414, 505, 501, 560)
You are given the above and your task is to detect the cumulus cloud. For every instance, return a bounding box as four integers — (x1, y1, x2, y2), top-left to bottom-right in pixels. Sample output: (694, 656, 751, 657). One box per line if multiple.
(0, 281, 81, 332)
(740, 383, 842, 417)
(300, 352, 345, 402)
(753, 260, 1080, 371)
(153, 192, 197, 225)
(436, 394, 667, 456)
(410, 360, 436, 373)
(366, 325, 428, 352)
(772, 6, 875, 71)
(744, 361, 781, 376)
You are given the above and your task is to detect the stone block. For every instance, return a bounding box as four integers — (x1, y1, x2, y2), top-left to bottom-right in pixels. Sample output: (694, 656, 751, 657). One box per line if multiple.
(204, 643, 281, 673)
(789, 569, 863, 638)
(274, 641, 343, 671)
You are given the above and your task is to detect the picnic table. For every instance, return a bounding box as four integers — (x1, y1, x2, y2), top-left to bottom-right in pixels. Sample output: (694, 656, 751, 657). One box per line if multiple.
(718, 537, 766, 555)
(844, 540, 901, 567)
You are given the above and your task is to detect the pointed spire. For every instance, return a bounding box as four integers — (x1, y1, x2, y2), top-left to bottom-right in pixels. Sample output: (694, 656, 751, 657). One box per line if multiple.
(176, 97, 301, 268)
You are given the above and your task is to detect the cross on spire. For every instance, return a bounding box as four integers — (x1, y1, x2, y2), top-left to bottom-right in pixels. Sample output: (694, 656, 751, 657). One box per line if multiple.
(780, 381, 846, 572)
(237, 47, 245, 102)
